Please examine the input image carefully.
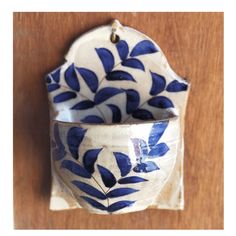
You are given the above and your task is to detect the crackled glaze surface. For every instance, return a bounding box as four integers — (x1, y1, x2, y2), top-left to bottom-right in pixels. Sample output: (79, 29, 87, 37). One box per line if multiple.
(51, 118, 180, 214)
(46, 20, 189, 214)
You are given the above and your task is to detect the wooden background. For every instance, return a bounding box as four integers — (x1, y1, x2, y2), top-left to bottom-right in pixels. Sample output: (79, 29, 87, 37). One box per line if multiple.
(13, 12, 223, 229)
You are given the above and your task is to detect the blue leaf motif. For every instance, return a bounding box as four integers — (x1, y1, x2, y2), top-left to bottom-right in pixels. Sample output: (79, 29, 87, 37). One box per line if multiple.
(145, 161, 160, 172)
(61, 160, 91, 178)
(81, 115, 104, 124)
(125, 89, 140, 114)
(107, 188, 139, 198)
(51, 140, 56, 149)
(132, 109, 154, 120)
(52, 123, 66, 161)
(116, 40, 129, 60)
(118, 176, 148, 184)
(106, 70, 136, 82)
(148, 143, 169, 157)
(45, 75, 51, 84)
(72, 180, 106, 200)
(67, 127, 87, 160)
(150, 71, 166, 95)
(53, 91, 77, 103)
(113, 152, 132, 177)
(71, 100, 95, 110)
(80, 196, 107, 211)
(52, 148, 66, 161)
(47, 84, 60, 92)
(95, 48, 114, 73)
(107, 200, 135, 213)
(138, 139, 148, 156)
(97, 164, 117, 188)
(51, 67, 60, 83)
(166, 80, 188, 92)
(94, 87, 123, 104)
(148, 121, 168, 148)
(76, 67, 99, 93)
(148, 96, 174, 109)
(130, 40, 158, 57)
(133, 161, 159, 173)
(122, 58, 145, 71)
(83, 148, 103, 173)
(131, 138, 148, 161)
(65, 63, 80, 91)
(107, 104, 121, 123)
(54, 123, 64, 149)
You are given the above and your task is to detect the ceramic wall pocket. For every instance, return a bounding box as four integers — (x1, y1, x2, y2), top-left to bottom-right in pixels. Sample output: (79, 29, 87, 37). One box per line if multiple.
(45, 20, 190, 214)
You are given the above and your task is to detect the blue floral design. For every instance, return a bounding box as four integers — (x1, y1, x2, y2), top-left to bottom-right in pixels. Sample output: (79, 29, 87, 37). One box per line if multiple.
(131, 121, 169, 173)
(46, 39, 188, 124)
(52, 120, 170, 213)
(51, 123, 66, 161)
(53, 123, 149, 213)
(47, 33, 188, 213)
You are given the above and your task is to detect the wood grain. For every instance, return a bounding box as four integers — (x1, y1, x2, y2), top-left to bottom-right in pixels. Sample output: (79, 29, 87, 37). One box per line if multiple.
(13, 12, 223, 229)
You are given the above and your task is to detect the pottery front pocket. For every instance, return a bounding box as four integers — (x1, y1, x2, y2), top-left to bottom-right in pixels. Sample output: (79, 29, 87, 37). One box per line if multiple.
(46, 20, 189, 214)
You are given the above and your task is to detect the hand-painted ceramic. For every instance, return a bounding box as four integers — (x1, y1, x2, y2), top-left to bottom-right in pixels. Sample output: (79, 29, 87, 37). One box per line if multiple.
(46, 20, 189, 214)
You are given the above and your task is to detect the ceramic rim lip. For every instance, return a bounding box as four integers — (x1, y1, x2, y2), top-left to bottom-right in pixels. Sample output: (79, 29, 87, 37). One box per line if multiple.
(52, 114, 178, 127)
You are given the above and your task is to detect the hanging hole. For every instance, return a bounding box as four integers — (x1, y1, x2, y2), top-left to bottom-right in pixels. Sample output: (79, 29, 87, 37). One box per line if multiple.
(110, 33, 120, 44)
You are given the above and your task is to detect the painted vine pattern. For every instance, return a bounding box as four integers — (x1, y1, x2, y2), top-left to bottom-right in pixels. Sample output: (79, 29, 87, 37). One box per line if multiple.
(52, 119, 169, 213)
(46, 39, 188, 123)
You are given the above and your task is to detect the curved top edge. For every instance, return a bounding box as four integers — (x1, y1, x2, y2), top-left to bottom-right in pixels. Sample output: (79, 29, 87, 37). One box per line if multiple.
(64, 20, 189, 84)
(65, 21, 161, 60)
(52, 114, 178, 128)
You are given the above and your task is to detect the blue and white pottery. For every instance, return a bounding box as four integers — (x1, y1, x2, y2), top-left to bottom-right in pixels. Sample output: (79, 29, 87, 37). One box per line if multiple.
(45, 20, 189, 214)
